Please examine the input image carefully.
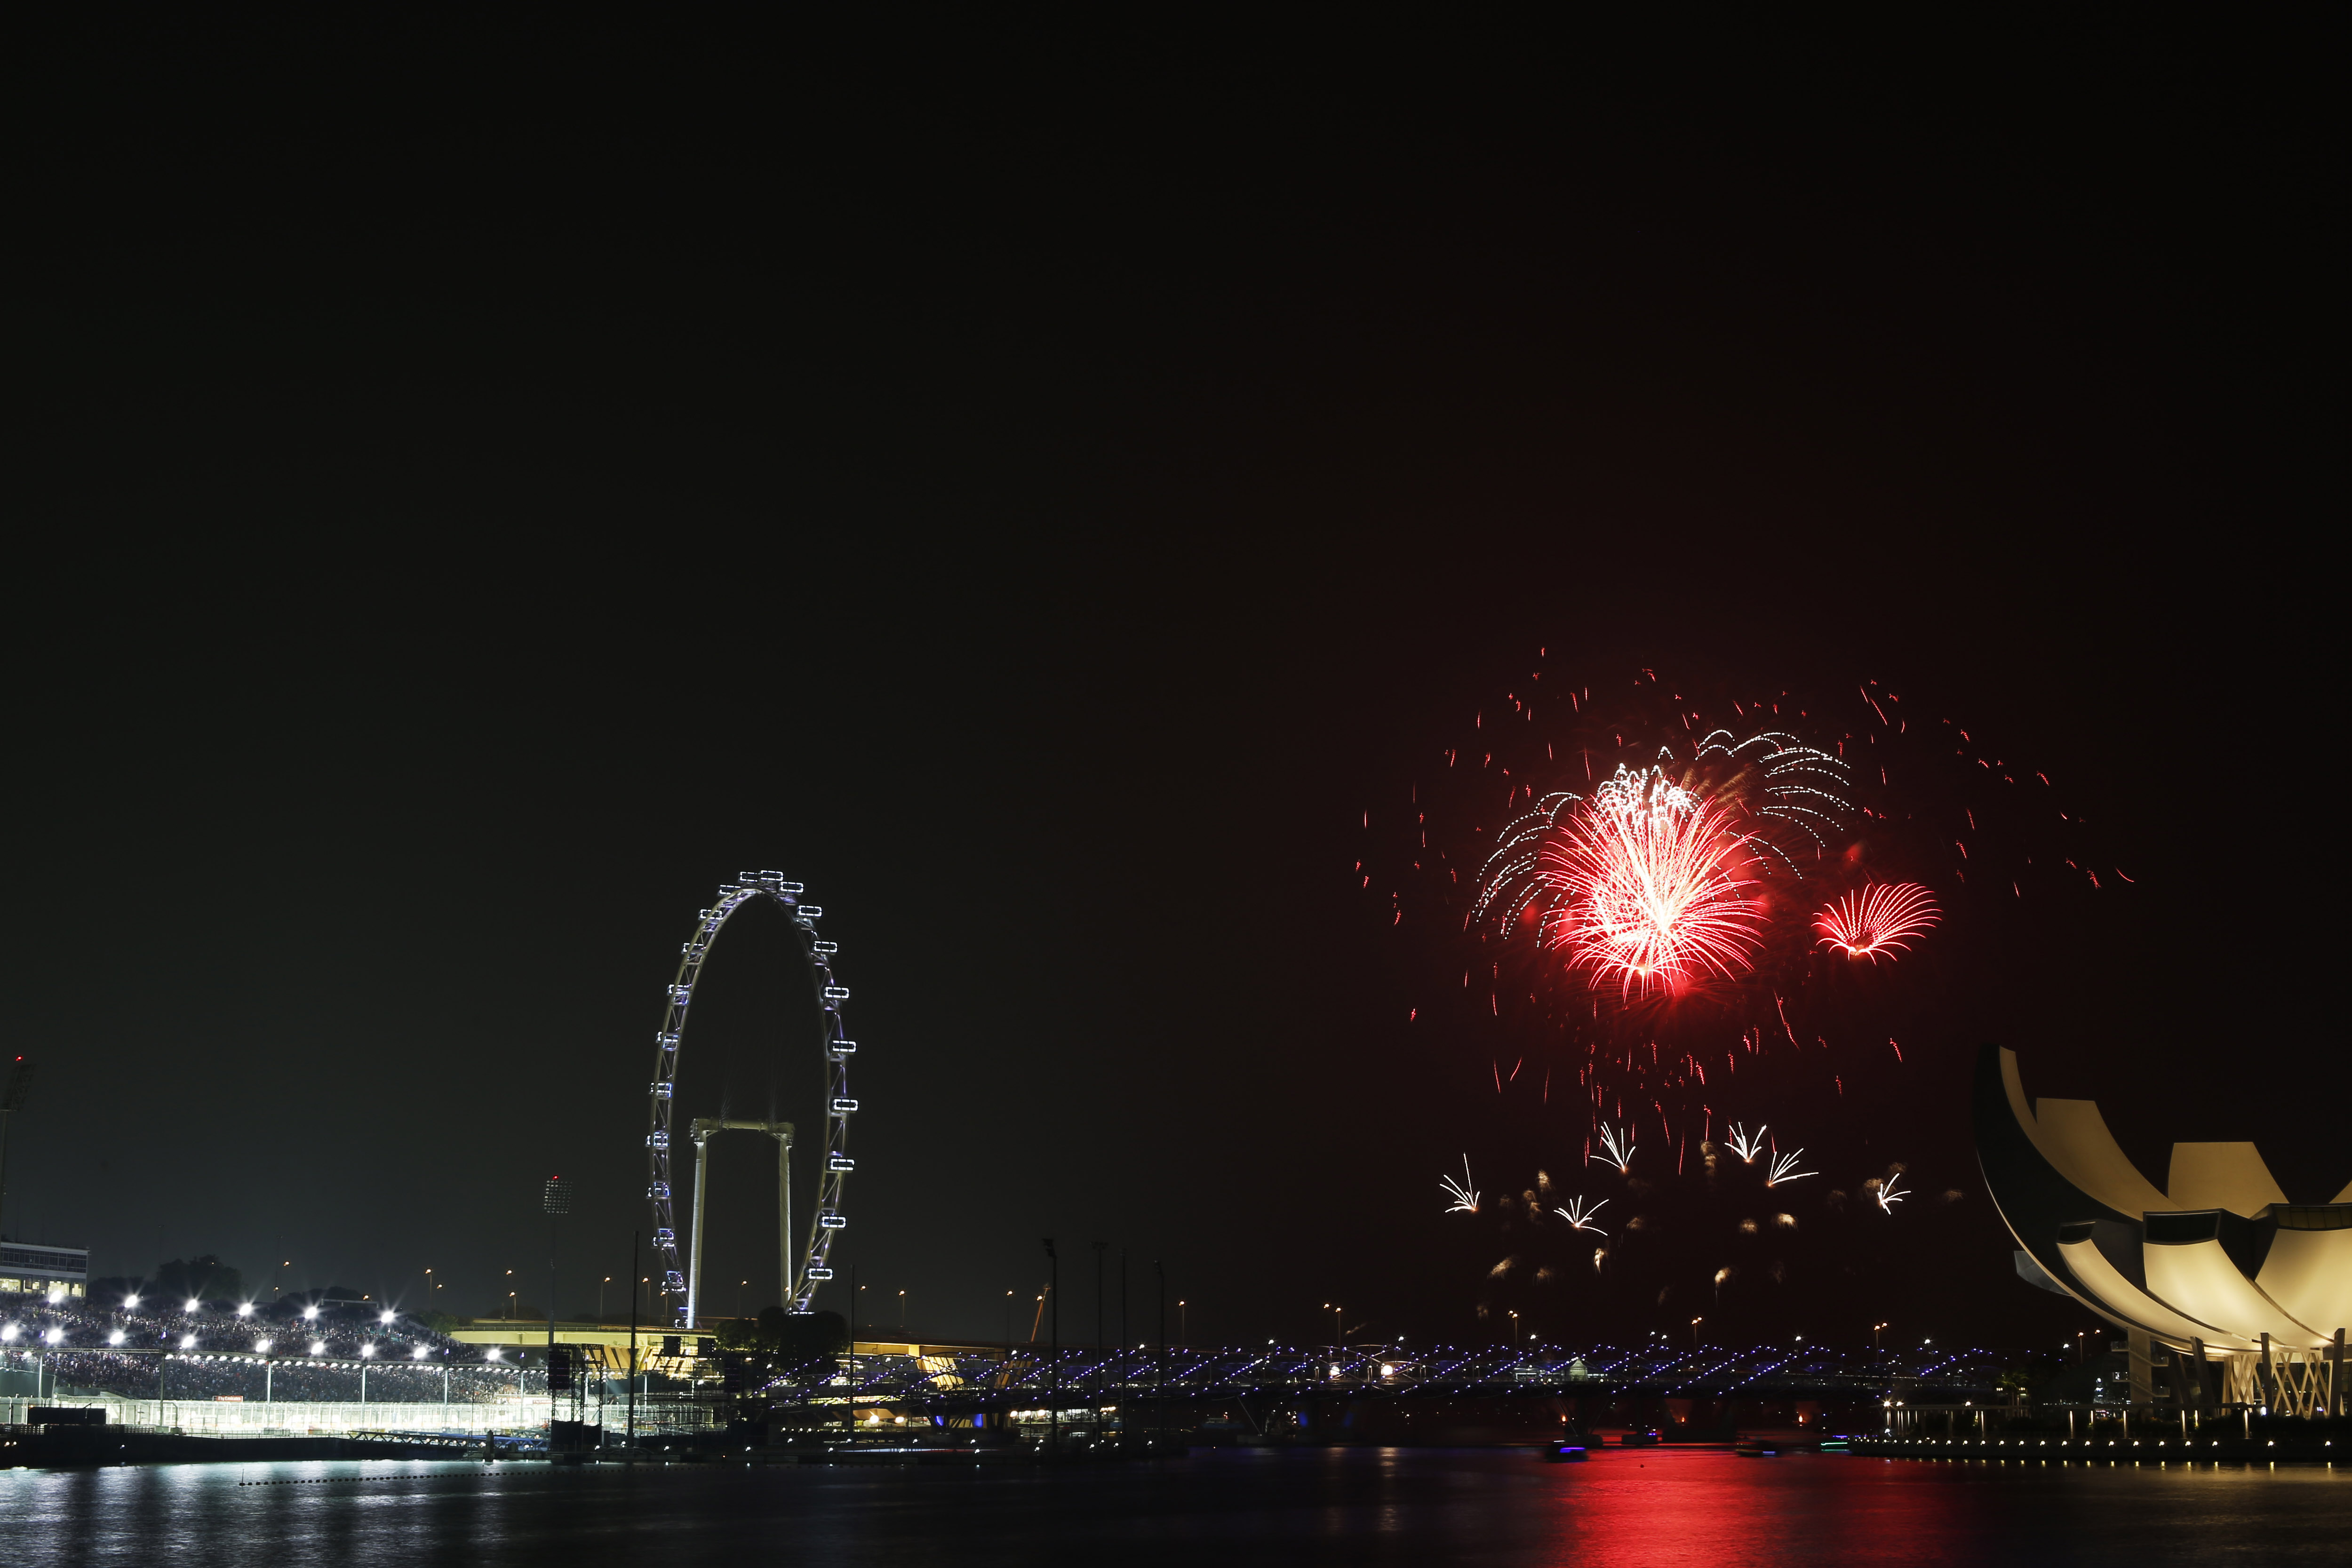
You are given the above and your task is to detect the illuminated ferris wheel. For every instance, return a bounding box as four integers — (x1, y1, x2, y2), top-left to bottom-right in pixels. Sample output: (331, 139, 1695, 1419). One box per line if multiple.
(644, 871, 859, 1328)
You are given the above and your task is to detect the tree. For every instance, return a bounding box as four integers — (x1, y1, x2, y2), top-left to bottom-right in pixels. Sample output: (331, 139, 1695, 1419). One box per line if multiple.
(153, 1256, 243, 1306)
(774, 1309, 849, 1363)
(715, 1305, 847, 1362)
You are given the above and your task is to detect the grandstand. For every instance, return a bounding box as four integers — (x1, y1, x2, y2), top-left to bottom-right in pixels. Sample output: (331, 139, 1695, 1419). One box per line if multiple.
(0, 1280, 614, 1435)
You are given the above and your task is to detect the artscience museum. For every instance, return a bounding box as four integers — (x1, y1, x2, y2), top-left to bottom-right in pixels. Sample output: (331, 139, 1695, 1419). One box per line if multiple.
(1975, 1044, 2350, 1417)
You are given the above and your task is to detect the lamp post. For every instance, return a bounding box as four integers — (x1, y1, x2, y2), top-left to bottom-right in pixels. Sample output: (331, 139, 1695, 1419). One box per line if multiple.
(626, 1232, 639, 1455)
(1691, 1316, 1702, 1350)
(1091, 1241, 1107, 1418)
(1874, 1322, 1889, 1353)
(1179, 1299, 1187, 1346)
(898, 1288, 907, 1336)
(1043, 1238, 1060, 1456)
(1325, 1303, 1344, 1346)
(598, 1277, 610, 1323)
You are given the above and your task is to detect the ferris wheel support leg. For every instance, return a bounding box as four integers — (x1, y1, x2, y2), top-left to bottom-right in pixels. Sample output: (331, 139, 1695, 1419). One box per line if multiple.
(686, 1132, 711, 1330)
(777, 1129, 794, 1311)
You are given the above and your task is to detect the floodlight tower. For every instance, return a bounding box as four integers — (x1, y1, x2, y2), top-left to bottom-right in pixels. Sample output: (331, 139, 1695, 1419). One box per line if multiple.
(544, 1175, 569, 1415)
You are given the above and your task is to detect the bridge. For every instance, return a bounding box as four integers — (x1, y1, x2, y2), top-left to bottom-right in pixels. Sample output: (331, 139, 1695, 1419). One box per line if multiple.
(753, 1339, 2007, 1416)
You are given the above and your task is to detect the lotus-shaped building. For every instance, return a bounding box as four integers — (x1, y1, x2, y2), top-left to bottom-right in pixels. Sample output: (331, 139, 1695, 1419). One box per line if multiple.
(1975, 1043, 2348, 1416)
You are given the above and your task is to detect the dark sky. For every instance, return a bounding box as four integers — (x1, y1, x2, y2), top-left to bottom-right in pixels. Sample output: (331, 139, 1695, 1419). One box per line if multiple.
(2, 19, 2336, 1350)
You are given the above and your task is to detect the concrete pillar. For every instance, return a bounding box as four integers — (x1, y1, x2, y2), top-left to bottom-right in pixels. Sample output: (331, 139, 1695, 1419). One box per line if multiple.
(686, 1130, 711, 1329)
(2127, 1330, 2155, 1410)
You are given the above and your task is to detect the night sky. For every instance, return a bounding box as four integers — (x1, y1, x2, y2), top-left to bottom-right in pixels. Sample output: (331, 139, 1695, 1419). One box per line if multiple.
(4, 21, 2335, 1351)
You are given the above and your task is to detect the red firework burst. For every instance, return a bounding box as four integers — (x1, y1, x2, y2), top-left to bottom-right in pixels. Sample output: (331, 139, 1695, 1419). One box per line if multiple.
(1814, 882, 1940, 961)
(1526, 768, 1766, 998)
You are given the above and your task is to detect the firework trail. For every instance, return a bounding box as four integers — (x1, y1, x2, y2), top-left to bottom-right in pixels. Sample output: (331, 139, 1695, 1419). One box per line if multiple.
(1480, 769, 1766, 998)
(1477, 735, 1848, 1003)
(1440, 1156, 1481, 1215)
(1874, 1172, 1908, 1212)
(1372, 667, 2112, 1327)
(1815, 883, 1941, 960)
(1381, 672, 2103, 1141)
(1554, 1195, 1610, 1234)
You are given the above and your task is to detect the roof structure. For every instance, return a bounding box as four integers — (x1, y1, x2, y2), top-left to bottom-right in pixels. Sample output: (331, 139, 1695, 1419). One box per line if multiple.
(1974, 1043, 2352, 1353)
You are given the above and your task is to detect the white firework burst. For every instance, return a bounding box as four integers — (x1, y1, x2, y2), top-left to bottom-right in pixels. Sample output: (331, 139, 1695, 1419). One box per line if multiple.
(1553, 1196, 1610, 1234)
(1440, 1155, 1481, 1215)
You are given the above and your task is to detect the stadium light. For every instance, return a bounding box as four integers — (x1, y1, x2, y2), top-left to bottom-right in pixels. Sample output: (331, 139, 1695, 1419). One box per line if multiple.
(487, 1347, 503, 1361)
(237, 1303, 254, 1318)
(309, 1341, 325, 1356)
(0, 1325, 15, 1341)
(185, 1298, 202, 1314)
(124, 1294, 141, 1309)
(303, 1305, 320, 1321)
(180, 1333, 197, 1348)
(379, 1309, 396, 1325)
(108, 1330, 125, 1346)
(44, 1327, 63, 1345)
(412, 1345, 428, 1360)
(360, 1344, 376, 1358)
(46, 1288, 64, 1305)
(256, 1338, 274, 1353)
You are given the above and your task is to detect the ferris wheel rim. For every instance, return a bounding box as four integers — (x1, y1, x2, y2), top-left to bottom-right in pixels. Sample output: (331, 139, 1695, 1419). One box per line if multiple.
(643, 870, 858, 1328)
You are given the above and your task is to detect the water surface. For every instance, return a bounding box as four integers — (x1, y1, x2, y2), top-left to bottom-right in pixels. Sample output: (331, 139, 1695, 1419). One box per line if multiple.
(4, 1445, 2343, 1565)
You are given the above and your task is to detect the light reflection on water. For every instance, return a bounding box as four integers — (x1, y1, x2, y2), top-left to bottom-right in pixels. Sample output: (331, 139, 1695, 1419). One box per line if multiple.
(2, 1447, 2345, 1566)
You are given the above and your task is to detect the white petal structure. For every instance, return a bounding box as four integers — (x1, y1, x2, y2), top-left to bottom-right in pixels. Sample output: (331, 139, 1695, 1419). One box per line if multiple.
(1976, 1044, 2351, 1386)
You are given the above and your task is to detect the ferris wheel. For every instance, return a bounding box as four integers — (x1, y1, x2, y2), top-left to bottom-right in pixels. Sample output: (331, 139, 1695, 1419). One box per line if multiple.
(644, 871, 859, 1327)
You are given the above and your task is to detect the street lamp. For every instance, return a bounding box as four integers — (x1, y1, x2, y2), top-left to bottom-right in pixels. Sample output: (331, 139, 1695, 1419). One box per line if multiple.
(1691, 1316, 1703, 1349)
(1324, 1302, 1344, 1345)
(598, 1277, 611, 1322)
(1874, 1322, 1889, 1352)
(899, 1289, 908, 1334)
(1178, 1300, 1187, 1346)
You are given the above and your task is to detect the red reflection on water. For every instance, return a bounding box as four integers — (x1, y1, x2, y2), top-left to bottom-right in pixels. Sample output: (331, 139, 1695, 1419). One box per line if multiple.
(1526, 1449, 1987, 1568)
